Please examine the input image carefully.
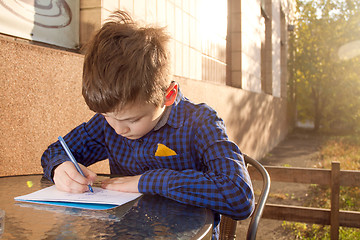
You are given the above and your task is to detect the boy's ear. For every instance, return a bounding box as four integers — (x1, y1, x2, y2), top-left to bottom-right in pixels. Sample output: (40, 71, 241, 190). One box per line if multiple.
(164, 82, 178, 106)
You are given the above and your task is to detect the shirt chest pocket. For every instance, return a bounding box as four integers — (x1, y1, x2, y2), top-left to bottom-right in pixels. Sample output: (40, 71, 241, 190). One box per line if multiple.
(144, 152, 196, 171)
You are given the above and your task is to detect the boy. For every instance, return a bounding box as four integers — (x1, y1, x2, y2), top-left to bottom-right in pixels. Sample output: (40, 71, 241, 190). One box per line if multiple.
(41, 10, 254, 238)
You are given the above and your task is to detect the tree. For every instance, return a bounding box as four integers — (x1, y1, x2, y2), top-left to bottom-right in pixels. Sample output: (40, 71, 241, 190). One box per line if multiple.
(290, 0, 360, 132)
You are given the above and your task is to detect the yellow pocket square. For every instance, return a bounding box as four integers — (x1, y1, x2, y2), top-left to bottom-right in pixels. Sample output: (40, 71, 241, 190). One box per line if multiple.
(155, 143, 177, 157)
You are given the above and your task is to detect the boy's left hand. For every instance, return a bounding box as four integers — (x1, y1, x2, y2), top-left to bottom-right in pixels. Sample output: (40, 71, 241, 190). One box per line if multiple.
(101, 175, 141, 193)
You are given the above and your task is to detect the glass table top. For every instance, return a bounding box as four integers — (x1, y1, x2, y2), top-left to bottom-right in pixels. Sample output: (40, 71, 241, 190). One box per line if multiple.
(0, 175, 213, 240)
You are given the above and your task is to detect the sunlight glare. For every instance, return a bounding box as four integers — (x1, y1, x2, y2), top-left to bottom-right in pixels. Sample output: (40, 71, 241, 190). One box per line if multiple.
(338, 40, 360, 60)
(198, 0, 227, 38)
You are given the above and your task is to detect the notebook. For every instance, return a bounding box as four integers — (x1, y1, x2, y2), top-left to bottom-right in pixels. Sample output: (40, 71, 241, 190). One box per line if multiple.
(15, 185, 142, 210)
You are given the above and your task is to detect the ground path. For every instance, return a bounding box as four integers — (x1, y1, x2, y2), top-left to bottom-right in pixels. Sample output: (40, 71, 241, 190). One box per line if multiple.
(235, 129, 325, 239)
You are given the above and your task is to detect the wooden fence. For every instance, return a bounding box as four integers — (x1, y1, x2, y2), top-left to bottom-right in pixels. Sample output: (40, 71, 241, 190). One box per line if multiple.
(248, 162, 360, 240)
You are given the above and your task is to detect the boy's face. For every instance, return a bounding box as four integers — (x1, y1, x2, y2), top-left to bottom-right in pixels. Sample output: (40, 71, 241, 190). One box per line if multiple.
(102, 101, 165, 140)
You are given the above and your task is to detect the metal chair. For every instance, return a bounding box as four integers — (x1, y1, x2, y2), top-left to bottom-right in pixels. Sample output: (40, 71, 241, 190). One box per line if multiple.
(219, 154, 271, 240)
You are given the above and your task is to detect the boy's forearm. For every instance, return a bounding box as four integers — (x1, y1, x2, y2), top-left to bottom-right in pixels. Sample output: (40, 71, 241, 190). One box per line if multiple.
(138, 167, 254, 220)
(41, 148, 68, 181)
(41, 114, 108, 180)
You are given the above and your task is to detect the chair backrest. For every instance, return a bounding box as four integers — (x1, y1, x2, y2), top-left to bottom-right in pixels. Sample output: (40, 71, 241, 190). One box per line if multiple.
(219, 154, 271, 240)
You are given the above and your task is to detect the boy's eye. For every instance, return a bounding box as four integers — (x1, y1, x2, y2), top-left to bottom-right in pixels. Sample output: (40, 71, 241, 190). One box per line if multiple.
(129, 118, 140, 123)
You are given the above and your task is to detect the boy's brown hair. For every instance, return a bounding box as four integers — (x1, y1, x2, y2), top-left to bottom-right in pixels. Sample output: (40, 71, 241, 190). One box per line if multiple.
(82, 10, 171, 113)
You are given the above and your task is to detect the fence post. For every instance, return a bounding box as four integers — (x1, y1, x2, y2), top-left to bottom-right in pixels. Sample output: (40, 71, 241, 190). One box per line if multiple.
(331, 161, 340, 240)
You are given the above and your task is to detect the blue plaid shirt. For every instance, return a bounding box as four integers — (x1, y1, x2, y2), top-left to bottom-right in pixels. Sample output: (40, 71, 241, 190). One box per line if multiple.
(41, 89, 254, 222)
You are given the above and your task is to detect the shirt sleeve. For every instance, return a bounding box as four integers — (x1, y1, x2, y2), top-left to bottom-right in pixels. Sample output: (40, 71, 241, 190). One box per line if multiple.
(138, 108, 255, 220)
(41, 114, 108, 181)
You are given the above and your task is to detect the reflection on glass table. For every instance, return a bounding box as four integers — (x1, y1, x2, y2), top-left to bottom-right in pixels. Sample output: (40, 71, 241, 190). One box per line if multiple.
(0, 175, 213, 240)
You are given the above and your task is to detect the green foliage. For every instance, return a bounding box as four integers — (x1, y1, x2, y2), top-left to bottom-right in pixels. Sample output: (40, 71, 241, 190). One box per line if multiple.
(304, 185, 360, 211)
(282, 222, 330, 239)
(289, 0, 360, 131)
(282, 222, 360, 240)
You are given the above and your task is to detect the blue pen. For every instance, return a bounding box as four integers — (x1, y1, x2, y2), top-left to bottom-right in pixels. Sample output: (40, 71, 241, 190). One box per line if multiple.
(58, 136, 94, 193)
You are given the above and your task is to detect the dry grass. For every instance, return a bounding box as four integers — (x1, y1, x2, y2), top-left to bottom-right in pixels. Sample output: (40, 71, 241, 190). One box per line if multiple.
(320, 135, 360, 170)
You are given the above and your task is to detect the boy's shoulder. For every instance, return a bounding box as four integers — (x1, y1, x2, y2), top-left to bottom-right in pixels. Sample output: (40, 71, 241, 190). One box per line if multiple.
(181, 97, 216, 115)
(174, 95, 222, 125)
(173, 89, 216, 115)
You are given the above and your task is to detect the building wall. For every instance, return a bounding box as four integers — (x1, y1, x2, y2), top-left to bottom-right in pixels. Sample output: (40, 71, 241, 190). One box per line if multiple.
(272, 0, 282, 97)
(0, 38, 96, 176)
(240, 0, 263, 93)
(80, 0, 228, 85)
(0, 0, 294, 176)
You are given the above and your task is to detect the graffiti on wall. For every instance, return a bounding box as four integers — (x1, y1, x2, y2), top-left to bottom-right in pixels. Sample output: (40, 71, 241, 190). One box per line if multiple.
(0, 0, 79, 48)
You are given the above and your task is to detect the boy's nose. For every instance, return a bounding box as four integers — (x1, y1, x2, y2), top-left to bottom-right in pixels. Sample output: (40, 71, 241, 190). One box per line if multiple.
(116, 126, 130, 135)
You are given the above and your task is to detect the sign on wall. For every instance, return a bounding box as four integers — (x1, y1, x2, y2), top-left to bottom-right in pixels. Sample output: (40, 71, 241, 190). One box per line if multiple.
(0, 0, 79, 49)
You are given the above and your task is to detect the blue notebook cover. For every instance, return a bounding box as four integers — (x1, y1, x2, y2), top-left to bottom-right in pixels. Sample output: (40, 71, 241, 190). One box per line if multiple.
(18, 199, 119, 210)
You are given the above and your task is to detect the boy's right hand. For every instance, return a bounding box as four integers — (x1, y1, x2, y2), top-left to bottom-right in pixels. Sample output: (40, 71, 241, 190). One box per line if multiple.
(53, 161, 97, 193)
